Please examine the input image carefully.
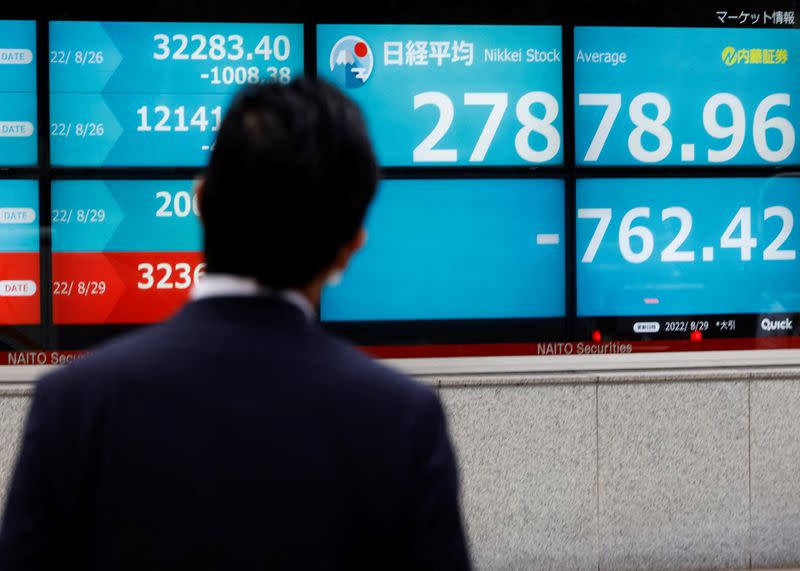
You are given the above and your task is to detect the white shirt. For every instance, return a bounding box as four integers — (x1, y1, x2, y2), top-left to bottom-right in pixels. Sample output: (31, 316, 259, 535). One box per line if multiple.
(191, 273, 315, 321)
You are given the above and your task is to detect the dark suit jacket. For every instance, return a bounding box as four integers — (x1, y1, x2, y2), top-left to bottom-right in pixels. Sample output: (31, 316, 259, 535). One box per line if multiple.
(0, 296, 470, 570)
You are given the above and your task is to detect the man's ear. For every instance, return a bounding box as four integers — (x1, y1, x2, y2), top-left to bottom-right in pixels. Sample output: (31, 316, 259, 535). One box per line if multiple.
(333, 228, 367, 272)
(351, 228, 367, 254)
(193, 177, 206, 226)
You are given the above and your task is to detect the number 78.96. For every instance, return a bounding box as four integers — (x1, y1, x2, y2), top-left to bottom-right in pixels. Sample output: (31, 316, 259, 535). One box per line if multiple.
(579, 92, 794, 163)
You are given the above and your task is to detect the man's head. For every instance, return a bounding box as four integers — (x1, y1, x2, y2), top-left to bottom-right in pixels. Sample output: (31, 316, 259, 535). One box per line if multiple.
(198, 78, 378, 300)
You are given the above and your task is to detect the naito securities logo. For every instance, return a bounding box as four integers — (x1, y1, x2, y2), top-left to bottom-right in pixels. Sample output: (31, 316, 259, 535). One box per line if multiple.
(329, 36, 374, 88)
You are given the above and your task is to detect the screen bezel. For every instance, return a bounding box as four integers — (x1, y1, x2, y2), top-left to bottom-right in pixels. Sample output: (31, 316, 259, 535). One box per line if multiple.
(2, 347, 800, 383)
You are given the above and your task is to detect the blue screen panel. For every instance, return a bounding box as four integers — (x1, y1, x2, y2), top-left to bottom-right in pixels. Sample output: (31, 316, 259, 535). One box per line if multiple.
(577, 177, 800, 316)
(0, 20, 37, 166)
(322, 179, 565, 321)
(575, 27, 800, 166)
(51, 180, 201, 253)
(0, 180, 39, 253)
(317, 24, 563, 167)
(49, 21, 304, 166)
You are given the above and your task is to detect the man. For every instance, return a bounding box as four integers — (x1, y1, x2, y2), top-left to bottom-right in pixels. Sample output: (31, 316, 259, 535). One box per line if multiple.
(0, 79, 470, 570)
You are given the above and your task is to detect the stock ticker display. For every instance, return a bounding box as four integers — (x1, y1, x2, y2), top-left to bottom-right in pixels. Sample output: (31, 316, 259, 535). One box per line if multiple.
(316, 25, 564, 166)
(51, 180, 203, 324)
(577, 177, 800, 316)
(0, 20, 37, 166)
(574, 27, 800, 166)
(1, 16, 800, 360)
(49, 22, 304, 166)
(322, 179, 565, 321)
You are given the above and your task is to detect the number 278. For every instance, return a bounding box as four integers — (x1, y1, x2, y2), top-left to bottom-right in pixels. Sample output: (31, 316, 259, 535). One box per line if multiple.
(413, 91, 561, 163)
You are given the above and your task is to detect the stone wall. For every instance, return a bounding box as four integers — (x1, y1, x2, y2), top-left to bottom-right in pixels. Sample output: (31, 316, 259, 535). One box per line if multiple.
(2, 367, 799, 570)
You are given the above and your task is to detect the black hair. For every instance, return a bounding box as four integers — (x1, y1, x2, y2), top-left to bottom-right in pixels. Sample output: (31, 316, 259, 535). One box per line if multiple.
(201, 78, 378, 289)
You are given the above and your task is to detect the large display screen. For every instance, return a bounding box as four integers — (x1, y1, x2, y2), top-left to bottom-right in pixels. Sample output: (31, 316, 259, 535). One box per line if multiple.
(2, 9, 800, 363)
(317, 25, 564, 166)
(49, 22, 304, 166)
(0, 20, 37, 166)
(575, 27, 800, 166)
(51, 180, 202, 323)
(322, 179, 565, 321)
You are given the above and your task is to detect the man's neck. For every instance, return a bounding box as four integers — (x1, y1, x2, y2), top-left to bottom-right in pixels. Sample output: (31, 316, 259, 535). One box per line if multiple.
(192, 273, 317, 320)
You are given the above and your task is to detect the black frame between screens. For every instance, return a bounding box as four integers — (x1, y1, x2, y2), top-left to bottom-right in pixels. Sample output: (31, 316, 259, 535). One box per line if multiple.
(1, 0, 799, 350)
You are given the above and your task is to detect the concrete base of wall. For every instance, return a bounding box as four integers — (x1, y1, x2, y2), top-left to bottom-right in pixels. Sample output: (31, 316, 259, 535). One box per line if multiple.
(431, 367, 800, 571)
(2, 367, 800, 570)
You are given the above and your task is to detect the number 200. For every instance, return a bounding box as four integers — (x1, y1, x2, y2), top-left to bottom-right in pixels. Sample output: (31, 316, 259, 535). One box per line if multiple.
(156, 191, 199, 218)
(413, 91, 561, 163)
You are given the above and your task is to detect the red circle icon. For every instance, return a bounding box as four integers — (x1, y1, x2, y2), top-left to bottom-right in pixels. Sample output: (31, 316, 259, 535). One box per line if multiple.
(354, 42, 368, 58)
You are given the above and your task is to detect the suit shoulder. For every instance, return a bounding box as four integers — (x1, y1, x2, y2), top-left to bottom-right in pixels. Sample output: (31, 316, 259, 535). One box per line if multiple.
(37, 321, 173, 394)
(316, 332, 437, 405)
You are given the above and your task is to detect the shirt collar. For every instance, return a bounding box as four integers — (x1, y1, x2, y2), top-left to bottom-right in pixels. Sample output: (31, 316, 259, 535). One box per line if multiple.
(191, 273, 316, 321)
